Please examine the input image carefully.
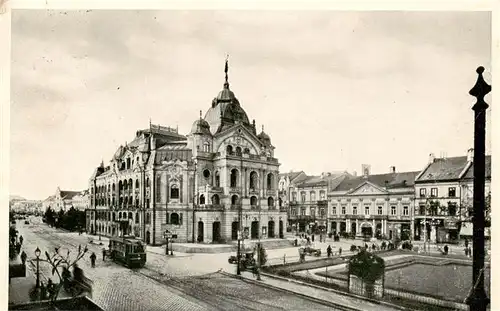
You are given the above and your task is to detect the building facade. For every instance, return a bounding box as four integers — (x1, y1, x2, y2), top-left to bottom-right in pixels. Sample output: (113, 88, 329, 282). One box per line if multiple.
(11, 200, 42, 214)
(86, 61, 287, 245)
(328, 166, 419, 241)
(288, 172, 348, 235)
(43, 187, 82, 212)
(414, 150, 491, 243)
(278, 171, 307, 231)
(72, 190, 90, 211)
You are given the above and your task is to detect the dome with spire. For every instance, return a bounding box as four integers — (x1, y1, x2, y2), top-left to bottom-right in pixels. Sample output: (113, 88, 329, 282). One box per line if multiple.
(191, 111, 212, 135)
(203, 57, 252, 134)
(258, 126, 271, 146)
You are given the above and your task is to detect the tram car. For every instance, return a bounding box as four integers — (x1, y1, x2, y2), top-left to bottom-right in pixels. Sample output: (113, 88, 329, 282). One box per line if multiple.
(108, 236, 147, 268)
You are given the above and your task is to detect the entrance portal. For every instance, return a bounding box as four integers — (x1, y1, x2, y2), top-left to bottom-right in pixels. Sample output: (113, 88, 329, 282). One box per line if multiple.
(361, 223, 373, 237)
(279, 220, 284, 238)
(212, 221, 221, 243)
(268, 221, 275, 238)
(351, 223, 357, 236)
(251, 221, 259, 239)
(197, 221, 204, 242)
(231, 221, 239, 240)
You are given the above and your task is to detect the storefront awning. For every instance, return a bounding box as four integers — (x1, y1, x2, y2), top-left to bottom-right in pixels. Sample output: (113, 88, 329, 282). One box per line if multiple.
(460, 222, 473, 236)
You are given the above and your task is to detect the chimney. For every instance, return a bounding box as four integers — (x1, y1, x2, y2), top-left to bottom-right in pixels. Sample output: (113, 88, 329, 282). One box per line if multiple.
(390, 166, 396, 173)
(352, 171, 357, 177)
(467, 148, 474, 162)
(429, 153, 435, 164)
(361, 164, 371, 178)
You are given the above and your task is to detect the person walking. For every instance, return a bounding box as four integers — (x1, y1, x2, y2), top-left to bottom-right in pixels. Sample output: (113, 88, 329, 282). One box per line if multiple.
(19, 235, 23, 245)
(102, 248, 106, 261)
(327, 245, 332, 258)
(338, 247, 342, 256)
(20, 250, 27, 265)
(90, 252, 96, 268)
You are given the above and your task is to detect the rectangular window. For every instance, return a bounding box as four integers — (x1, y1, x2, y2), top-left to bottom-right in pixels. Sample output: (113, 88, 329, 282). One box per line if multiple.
(403, 206, 409, 216)
(341, 206, 346, 215)
(431, 188, 438, 198)
(332, 206, 337, 215)
(320, 191, 326, 200)
(391, 206, 397, 215)
(310, 192, 316, 202)
(419, 188, 426, 198)
(352, 206, 357, 215)
(365, 206, 370, 215)
(378, 206, 383, 215)
(320, 208, 325, 216)
(448, 187, 456, 198)
(310, 208, 316, 217)
(291, 208, 297, 216)
(301, 193, 306, 202)
(292, 192, 297, 202)
(300, 207, 306, 216)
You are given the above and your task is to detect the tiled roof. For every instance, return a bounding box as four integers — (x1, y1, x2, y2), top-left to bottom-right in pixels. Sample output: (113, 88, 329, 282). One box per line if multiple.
(279, 171, 305, 181)
(60, 191, 81, 200)
(416, 156, 468, 182)
(462, 155, 492, 179)
(154, 147, 193, 164)
(297, 173, 347, 188)
(334, 171, 421, 192)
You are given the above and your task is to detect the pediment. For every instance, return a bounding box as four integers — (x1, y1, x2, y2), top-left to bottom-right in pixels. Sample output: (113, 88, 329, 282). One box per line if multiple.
(347, 182, 387, 195)
(214, 125, 261, 155)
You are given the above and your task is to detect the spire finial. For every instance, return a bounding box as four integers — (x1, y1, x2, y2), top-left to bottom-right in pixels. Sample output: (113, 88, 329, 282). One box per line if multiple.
(224, 54, 229, 87)
(149, 118, 152, 129)
(470, 66, 491, 110)
(199, 110, 202, 119)
(262, 125, 264, 132)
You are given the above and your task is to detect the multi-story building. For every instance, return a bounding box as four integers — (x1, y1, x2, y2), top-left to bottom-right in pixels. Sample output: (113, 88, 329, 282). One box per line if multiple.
(43, 187, 82, 212)
(87, 61, 287, 245)
(10, 200, 42, 214)
(288, 172, 348, 234)
(278, 171, 307, 231)
(414, 149, 491, 243)
(72, 190, 90, 211)
(328, 165, 420, 241)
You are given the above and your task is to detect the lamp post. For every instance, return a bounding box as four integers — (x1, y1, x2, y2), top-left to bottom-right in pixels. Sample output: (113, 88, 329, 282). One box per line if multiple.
(256, 203, 262, 281)
(465, 66, 490, 311)
(34, 247, 41, 288)
(164, 230, 171, 255)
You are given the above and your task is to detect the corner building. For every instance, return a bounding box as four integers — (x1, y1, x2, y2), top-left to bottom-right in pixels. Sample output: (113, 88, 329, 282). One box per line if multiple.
(86, 63, 287, 245)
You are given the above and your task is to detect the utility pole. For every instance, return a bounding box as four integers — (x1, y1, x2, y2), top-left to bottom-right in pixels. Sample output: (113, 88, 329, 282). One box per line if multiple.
(465, 66, 490, 311)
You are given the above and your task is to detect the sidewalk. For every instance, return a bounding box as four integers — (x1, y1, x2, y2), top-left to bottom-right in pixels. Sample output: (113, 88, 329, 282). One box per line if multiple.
(227, 270, 404, 311)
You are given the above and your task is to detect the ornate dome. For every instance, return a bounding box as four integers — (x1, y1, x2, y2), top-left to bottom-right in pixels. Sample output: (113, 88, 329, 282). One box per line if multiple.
(216, 82, 236, 102)
(190, 117, 212, 136)
(258, 126, 271, 146)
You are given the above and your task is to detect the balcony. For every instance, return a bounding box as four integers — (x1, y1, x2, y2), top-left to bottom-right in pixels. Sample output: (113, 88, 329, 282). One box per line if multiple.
(229, 187, 241, 193)
(266, 189, 276, 196)
(317, 200, 328, 206)
(230, 204, 242, 210)
(210, 186, 224, 193)
(289, 201, 299, 206)
(197, 204, 225, 211)
(249, 188, 259, 195)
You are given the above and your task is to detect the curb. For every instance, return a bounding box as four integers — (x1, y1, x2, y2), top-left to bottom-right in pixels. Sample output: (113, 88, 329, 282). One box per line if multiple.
(256, 271, 412, 311)
(218, 271, 360, 311)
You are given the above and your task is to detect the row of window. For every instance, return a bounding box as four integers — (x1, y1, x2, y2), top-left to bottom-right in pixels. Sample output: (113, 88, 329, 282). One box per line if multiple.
(291, 190, 326, 202)
(92, 211, 184, 225)
(93, 178, 151, 195)
(419, 187, 457, 198)
(291, 205, 410, 216)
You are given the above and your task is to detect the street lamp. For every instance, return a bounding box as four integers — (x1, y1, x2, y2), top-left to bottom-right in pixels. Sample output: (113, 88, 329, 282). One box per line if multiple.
(34, 247, 41, 288)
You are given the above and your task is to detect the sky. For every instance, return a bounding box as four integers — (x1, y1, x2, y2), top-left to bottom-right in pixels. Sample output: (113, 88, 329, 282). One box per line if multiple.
(10, 10, 492, 200)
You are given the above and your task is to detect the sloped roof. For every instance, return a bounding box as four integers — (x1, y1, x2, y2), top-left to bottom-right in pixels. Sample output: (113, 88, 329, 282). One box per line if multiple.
(334, 171, 421, 192)
(462, 155, 492, 179)
(297, 172, 347, 188)
(279, 171, 305, 181)
(416, 156, 468, 182)
(60, 191, 81, 200)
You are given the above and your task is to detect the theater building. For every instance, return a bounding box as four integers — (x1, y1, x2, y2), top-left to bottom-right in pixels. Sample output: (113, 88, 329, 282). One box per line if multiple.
(86, 61, 287, 245)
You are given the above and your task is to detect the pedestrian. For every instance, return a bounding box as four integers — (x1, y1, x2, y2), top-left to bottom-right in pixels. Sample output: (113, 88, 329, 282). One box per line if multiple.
(312, 234, 315, 242)
(47, 279, 55, 300)
(40, 282, 47, 300)
(19, 235, 23, 245)
(465, 238, 469, 248)
(468, 246, 472, 257)
(444, 245, 449, 255)
(102, 248, 106, 261)
(464, 247, 469, 257)
(90, 252, 96, 268)
(338, 247, 342, 256)
(327, 245, 332, 258)
(21, 250, 27, 265)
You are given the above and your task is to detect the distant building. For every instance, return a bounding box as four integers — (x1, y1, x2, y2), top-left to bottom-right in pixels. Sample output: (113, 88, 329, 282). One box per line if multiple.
(71, 190, 90, 211)
(43, 187, 82, 212)
(328, 165, 419, 241)
(414, 149, 491, 243)
(289, 172, 349, 234)
(278, 171, 308, 230)
(10, 200, 42, 214)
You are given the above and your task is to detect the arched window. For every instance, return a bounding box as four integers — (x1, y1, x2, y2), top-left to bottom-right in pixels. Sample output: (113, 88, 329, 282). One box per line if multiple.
(279, 197, 283, 207)
(118, 212, 122, 219)
(268, 197, 274, 207)
(135, 198, 139, 207)
(170, 213, 180, 225)
(128, 179, 133, 189)
(215, 171, 220, 187)
(170, 184, 180, 199)
(226, 145, 233, 155)
(128, 212, 133, 219)
(203, 169, 211, 179)
(135, 179, 139, 188)
(123, 180, 128, 190)
(235, 146, 242, 156)
(267, 173, 274, 190)
(200, 194, 205, 205)
(231, 195, 238, 205)
(310, 191, 316, 202)
(127, 158, 131, 169)
(244, 148, 250, 154)
(230, 169, 239, 188)
(112, 183, 115, 192)
(212, 194, 220, 205)
(249, 171, 258, 189)
(250, 196, 258, 207)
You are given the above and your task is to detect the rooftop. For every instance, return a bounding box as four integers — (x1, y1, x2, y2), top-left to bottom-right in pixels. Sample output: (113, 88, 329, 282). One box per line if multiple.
(334, 171, 421, 192)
